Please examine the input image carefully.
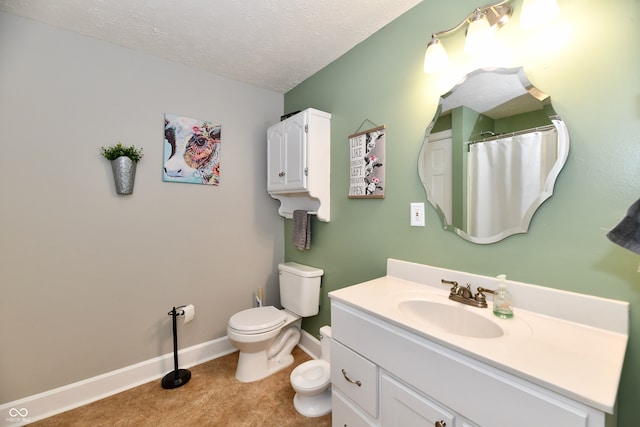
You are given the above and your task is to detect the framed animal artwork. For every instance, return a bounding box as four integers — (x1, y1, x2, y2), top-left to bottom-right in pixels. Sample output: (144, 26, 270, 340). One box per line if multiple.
(348, 125, 386, 199)
(163, 113, 221, 185)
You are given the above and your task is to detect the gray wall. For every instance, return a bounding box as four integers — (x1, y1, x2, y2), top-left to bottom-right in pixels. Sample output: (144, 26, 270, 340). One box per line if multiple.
(0, 12, 284, 403)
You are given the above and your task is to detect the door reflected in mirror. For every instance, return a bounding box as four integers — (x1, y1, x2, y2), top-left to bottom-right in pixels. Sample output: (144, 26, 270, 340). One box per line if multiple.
(418, 67, 569, 244)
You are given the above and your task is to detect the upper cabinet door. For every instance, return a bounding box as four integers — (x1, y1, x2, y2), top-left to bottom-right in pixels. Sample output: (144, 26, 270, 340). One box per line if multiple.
(267, 123, 285, 191)
(267, 111, 307, 193)
(282, 111, 307, 191)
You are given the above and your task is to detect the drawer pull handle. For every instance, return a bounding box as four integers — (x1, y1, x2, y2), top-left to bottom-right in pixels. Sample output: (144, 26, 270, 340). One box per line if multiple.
(341, 368, 362, 387)
(435, 421, 446, 427)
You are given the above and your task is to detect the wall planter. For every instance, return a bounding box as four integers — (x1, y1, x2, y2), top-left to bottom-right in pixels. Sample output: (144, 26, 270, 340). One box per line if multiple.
(111, 156, 137, 195)
(100, 143, 143, 195)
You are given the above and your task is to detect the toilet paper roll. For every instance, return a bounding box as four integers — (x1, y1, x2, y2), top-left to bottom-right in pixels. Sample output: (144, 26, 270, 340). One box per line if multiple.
(183, 304, 195, 324)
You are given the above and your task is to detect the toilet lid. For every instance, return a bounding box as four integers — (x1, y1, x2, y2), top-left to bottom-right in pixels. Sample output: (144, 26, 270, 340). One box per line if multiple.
(228, 306, 287, 334)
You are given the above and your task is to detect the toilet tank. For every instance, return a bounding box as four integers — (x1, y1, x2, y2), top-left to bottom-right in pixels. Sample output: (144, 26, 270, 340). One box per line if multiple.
(278, 262, 324, 317)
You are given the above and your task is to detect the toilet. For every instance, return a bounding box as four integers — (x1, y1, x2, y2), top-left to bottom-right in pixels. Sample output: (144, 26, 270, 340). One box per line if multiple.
(227, 262, 323, 383)
(290, 325, 332, 417)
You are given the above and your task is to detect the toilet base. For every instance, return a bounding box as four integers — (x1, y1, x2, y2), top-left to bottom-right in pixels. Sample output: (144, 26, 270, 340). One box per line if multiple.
(236, 350, 294, 383)
(293, 387, 332, 418)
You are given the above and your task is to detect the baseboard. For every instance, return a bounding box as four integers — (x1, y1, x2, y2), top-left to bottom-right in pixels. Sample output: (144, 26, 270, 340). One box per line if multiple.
(1, 336, 236, 426)
(297, 328, 321, 359)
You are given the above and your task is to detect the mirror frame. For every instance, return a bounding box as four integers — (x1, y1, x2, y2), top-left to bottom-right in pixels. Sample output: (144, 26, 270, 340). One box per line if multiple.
(418, 67, 570, 244)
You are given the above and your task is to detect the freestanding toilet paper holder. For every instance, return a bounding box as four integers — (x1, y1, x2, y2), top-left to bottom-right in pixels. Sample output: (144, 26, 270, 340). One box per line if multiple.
(161, 306, 191, 389)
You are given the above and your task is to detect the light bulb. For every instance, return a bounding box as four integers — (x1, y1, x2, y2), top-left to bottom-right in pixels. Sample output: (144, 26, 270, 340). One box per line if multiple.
(520, 0, 559, 29)
(423, 37, 448, 74)
(465, 11, 492, 54)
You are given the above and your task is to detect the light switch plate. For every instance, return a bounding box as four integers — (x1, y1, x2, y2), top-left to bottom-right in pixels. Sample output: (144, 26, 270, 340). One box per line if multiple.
(410, 203, 425, 227)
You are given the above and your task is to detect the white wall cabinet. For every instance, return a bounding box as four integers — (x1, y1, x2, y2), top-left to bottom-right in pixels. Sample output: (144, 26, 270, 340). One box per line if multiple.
(330, 300, 606, 427)
(267, 108, 331, 221)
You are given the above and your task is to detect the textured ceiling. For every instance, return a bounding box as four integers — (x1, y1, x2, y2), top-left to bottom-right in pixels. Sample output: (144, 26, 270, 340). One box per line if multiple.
(441, 69, 546, 120)
(0, 0, 422, 93)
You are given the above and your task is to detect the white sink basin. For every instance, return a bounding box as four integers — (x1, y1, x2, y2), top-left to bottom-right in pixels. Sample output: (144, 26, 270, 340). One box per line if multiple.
(398, 300, 504, 338)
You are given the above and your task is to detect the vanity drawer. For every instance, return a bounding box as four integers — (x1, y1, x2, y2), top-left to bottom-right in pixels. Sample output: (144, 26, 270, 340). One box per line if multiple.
(331, 339, 378, 418)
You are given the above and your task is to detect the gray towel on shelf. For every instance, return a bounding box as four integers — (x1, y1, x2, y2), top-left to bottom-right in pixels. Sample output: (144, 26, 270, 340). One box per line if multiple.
(292, 210, 311, 250)
(607, 197, 640, 255)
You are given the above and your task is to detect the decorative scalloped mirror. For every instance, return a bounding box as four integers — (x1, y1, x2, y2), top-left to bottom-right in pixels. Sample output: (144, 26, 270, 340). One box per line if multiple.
(418, 67, 569, 244)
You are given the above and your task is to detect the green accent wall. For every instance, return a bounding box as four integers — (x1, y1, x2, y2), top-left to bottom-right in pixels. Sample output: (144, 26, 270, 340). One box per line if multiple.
(284, 0, 640, 425)
(494, 108, 551, 134)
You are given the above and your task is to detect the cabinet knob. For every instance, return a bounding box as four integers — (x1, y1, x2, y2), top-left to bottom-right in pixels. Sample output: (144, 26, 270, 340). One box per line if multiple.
(435, 421, 446, 427)
(278, 171, 285, 177)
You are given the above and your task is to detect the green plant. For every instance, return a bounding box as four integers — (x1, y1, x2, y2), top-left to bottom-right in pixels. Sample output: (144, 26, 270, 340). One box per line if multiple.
(100, 143, 144, 163)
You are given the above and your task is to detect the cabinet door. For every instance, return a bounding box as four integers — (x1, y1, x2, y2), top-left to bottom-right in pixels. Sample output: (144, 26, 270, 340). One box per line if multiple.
(381, 373, 455, 427)
(267, 124, 285, 191)
(332, 390, 377, 427)
(282, 112, 307, 191)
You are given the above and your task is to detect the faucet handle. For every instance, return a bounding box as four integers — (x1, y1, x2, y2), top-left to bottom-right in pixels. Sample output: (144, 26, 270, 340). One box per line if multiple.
(441, 279, 459, 293)
(474, 287, 495, 307)
(474, 292, 487, 305)
(441, 279, 457, 286)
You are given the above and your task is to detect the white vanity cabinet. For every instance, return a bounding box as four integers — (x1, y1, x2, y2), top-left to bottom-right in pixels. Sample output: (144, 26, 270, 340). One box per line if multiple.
(330, 305, 474, 427)
(267, 108, 331, 221)
(330, 300, 609, 427)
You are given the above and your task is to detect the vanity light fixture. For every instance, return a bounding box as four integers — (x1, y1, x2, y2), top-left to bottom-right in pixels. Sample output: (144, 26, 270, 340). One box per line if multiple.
(423, 0, 559, 74)
(423, 1, 512, 74)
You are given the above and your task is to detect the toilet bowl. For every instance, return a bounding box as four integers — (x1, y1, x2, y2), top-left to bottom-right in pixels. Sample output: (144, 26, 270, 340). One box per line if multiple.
(227, 263, 324, 383)
(290, 325, 332, 417)
(227, 306, 301, 382)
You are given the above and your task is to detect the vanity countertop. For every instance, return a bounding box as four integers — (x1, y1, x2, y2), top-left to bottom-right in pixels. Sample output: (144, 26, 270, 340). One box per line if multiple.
(329, 259, 629, 414)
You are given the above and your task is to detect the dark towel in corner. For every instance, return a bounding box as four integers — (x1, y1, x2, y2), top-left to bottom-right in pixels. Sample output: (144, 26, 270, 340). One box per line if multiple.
(607, 197, 640, 255)
(292, 210, 311, 250)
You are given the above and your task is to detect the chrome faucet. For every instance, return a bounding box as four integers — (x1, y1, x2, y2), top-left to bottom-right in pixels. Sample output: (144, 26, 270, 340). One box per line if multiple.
(441, 279, 494, 308)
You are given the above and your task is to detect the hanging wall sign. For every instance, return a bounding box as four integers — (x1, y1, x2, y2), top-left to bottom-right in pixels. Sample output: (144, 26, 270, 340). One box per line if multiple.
(348, 125, 386, 199)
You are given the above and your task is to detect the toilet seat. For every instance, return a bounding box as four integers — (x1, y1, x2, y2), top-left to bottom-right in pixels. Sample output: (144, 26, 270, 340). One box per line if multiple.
(228, 306, 287, 335)
(290, 360, 330, 391)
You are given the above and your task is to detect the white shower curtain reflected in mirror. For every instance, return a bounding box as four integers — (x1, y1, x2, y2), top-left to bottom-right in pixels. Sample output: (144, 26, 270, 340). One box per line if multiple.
(467, 128, 558, 240)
